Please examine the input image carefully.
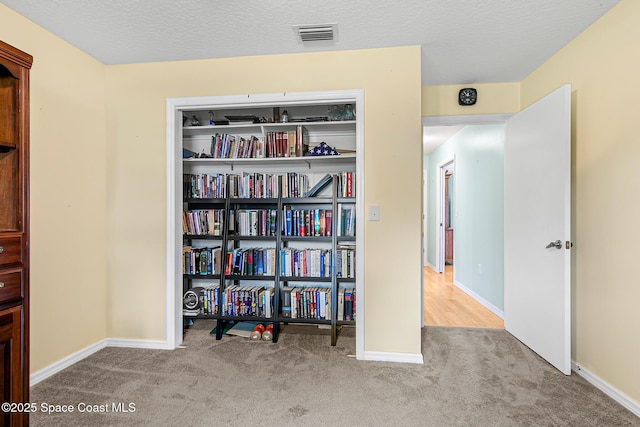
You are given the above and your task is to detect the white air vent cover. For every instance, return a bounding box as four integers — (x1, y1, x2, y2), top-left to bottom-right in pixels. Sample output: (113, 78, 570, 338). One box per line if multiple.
(293, 23, 338, 43)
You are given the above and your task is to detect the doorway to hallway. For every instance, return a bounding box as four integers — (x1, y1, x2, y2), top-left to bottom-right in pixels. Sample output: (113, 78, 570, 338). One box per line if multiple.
(422, 117, 510, 330)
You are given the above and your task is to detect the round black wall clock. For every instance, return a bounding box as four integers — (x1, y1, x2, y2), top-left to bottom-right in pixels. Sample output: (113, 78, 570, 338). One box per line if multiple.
(458, 88, 477, 106)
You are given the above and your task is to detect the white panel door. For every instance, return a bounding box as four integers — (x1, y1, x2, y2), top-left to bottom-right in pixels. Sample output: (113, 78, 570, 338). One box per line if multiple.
(504, 84, 572, 375)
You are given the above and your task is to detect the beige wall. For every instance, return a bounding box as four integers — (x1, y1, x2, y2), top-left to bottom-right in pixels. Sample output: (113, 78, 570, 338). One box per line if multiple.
(0, 5, 109, 372)
(521, 0, 640, 403)
(2, 3, 424, 372)
(422, 83, 520, 117)
(105, 47, 424, 355)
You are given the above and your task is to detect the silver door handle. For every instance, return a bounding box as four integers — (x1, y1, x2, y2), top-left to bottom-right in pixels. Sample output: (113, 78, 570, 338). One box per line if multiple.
(546, 240, 562, 249)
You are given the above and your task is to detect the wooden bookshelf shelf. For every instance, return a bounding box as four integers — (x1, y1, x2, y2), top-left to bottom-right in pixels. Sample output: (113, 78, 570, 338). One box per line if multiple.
(183, 119, 355, 136)
(281, 276, 332, 282)
(183, 274, 221, 279)
(222, 315, 275, 322)
(184, 198, 226, 204)
(281, 318, 332, 325)
(183, 234, 223, 240)
(224, 275, 276, 281)
(183, 153, 356, 169)
(282, 197, 333, 204)
(226, 235, 277, 241)
(281, 236, 333, 242)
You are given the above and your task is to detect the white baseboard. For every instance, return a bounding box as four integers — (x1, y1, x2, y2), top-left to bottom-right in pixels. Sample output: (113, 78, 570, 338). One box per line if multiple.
(30, 339, 109, 387)
(362, 351, 424, 364)
(426, 263, 438, 273)
(30, 338, 171, 387)
(105, 338, 170, 349)
(454, 279, 504, 319)
(572, 362, 640, 418)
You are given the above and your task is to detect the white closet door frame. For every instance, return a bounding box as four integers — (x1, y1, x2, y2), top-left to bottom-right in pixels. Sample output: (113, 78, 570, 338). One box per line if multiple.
(166, 90, 365, 358)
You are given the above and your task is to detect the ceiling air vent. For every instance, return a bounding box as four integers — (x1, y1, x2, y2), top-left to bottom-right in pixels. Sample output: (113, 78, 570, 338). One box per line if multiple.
(293, 23, 338, 44)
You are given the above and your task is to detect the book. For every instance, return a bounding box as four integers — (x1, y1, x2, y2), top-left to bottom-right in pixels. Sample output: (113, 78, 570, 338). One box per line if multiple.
(344, 291, 353, 321)
(337, 289, 344, 321)
(306, 174, 332, 197)
(295, 125, 307, 157)
(314, 209, 321, 236)
(281, 287, 292, 318)
(325, 210, 332, 236)
(285, 207, 293, 236)
(226, 321, 262, 338)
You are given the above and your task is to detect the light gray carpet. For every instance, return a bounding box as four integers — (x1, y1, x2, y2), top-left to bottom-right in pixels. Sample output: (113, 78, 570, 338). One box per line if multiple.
(30, 324, 639, 426)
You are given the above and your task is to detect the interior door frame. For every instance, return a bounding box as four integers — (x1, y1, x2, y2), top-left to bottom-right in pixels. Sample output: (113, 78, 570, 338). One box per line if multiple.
(422, 113, 513, 271)
(436, 158, 454, 274)
(167, 90, 366, 356)
(422, 114, 512, 326)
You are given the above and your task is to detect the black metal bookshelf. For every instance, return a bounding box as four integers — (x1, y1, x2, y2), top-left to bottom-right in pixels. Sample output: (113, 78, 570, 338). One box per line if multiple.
(182, 174, 356, 345)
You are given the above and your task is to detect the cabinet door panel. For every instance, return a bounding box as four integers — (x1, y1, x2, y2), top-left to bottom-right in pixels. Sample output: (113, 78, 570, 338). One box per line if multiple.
(0, 306, 23, 426)
(0, 269, 22, 304)
(0, 237, 21, 267)
(0, 69, 19, 232)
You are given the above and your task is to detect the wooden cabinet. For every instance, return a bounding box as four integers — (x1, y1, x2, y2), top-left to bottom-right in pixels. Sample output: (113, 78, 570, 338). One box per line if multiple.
(0, 40, 32, 426)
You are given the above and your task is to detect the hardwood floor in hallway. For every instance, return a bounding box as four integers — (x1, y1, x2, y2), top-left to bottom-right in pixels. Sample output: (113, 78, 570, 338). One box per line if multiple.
(424, 265, 504, 329)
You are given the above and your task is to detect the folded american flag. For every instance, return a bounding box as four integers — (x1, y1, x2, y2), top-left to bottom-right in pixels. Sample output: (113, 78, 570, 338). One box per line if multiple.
(305, 141, 340, 156)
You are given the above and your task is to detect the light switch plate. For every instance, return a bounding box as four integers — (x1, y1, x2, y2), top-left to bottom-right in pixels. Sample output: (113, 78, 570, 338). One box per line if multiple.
(369, 205, 380, 221)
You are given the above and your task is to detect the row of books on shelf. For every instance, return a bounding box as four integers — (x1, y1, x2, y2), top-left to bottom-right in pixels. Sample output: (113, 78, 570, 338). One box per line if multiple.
(183, 245, 355, 278)
(232, 209, 278, 237)
(281, 286, 330, 320)
(336, 172, 355, 198)
(184, 173, 226, 199)
(283, 205, 355, 237)
(266, 129, 307, 158)
(281, 287, 355, 321)
(225, 247, 351, 278)
(184, 285, 275, 318)
(225, 247, 277, 276)
(281, 248, 331, 278)
(183, 208, 279, 237)
(337, 204, 356, 237)
(183, 284, 355, 321)
(208, 128, 307, 160)
(183, 285, 220, 316)
(184, 172, 355, 199)
(283, 207, 331, 237)
(225, 246, 355, 279)
(336, 243, 356, 279)
(183, 205, 355, 238)
(224, 285, 274, 317)
(184, 172, 285, 199)
(183, 246, 222, 276)
(228, 172, 309, 199)
(210, 134, 261, 159)
(183, 209, 225, 236)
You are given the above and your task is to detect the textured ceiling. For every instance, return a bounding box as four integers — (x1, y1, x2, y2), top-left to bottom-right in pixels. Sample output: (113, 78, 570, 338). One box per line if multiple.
(1, 0, 620, 85)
